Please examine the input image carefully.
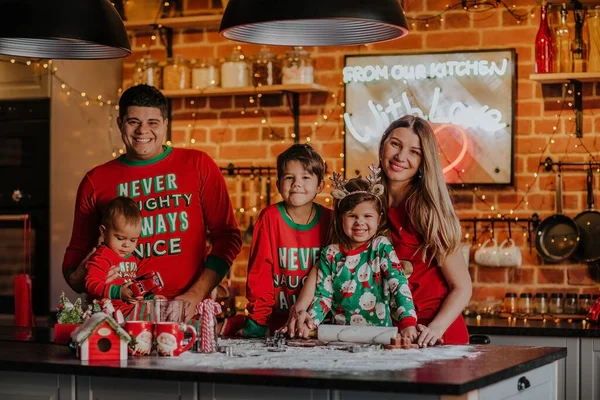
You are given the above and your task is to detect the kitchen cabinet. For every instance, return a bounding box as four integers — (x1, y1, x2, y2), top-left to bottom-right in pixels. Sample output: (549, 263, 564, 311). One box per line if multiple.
(580, 338, 600, 400)
(0, 371, 72, 400)
(486, 335, 578, 400)
(76, 376, 197, 400)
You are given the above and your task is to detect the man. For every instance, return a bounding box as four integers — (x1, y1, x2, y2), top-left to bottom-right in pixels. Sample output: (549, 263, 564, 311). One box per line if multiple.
(62, 84, 242, 317)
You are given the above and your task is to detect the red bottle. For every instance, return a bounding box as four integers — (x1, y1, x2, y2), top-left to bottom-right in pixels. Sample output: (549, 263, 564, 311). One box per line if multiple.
(535, 3, 555, 73)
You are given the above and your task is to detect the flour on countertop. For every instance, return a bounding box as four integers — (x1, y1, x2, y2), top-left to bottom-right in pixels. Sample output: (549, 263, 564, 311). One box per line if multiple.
(172, 339, 479, 373)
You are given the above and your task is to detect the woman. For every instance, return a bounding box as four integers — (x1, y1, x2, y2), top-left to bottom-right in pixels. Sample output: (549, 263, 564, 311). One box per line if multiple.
(283, 115, 472, 346)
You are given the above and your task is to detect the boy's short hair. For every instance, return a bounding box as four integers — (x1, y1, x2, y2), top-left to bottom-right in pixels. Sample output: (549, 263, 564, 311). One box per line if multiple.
(118, 84, 168, 120)
(101, 196, 142, 228)
(276, 144, 326, 183)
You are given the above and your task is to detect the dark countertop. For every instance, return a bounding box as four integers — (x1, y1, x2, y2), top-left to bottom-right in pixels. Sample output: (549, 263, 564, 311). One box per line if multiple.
(465, 316, 600, 338)
(0, 337, 565, 395)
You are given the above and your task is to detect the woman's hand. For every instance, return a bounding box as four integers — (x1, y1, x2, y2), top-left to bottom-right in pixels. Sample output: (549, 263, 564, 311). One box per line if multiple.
(416, 324, 444, 347)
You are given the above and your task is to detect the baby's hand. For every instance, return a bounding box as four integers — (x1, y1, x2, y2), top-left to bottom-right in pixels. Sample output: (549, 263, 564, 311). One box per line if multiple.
(121, 282, 142, 304)
(400, 326, 418, 343)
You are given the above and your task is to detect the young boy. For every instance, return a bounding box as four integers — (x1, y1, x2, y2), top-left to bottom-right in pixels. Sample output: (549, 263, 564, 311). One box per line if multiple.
(85, 196, 148, 305)
(229, 144, 332, 337)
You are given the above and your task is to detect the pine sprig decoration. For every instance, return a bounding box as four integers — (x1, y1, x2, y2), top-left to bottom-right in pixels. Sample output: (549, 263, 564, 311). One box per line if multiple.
(56, 292, 84, 324)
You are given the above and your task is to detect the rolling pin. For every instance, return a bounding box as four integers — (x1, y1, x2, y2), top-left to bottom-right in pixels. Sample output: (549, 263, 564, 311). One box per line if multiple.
(316, 325, 398, 345)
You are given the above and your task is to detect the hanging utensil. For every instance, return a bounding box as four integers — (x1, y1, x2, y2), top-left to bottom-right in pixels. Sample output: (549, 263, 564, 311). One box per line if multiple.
(266, 176, 272, 206)
(535, 172, 580, 263)
(574, 167, 600, 263)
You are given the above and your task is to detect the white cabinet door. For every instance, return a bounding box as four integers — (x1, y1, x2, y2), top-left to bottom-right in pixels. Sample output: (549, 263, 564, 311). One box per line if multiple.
(77, 376, 196, 400)
(478, 363, 556, 400)
(198, 383, 328, 400)
(486, 335, 575, 400)
(0, 372, 73, 400)
(580, 338, 600, 400)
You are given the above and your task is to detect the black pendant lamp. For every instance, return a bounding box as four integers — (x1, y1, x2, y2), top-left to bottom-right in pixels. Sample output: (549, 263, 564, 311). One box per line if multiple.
(219, 0, 409, 46)
(0, 0, 131, 60)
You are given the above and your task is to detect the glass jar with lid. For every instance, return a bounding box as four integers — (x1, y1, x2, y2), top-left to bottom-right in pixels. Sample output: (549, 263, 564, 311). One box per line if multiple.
(282, 47, 314, 85)
(221, 46, 249, 88)
(163, 55, 191, 90)
(549, 293, 564, 314)
(519, 293, 532, 314)
(192, 58, 220, 89)
(132, 57, 162, 88)
(579, 294, 592, 314)
(504, 292, 517, 313)
(534, 292, 548, 314)
(565, 293, 578, 314)
(251, 46, 282, 87)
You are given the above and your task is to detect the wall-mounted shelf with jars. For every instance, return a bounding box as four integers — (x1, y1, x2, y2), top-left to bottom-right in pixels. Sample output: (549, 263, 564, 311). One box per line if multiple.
(529, 72, 600, 83)
(161, 83, 329, 98)
(124, 14, 223, 31)
(529, 72, 600, 138)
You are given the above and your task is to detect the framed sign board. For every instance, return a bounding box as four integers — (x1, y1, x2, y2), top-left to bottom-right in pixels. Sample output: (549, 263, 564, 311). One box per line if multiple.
(343, 49, 516, 186)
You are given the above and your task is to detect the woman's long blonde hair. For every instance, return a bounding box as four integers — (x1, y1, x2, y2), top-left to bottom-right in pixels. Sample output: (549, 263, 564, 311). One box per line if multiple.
(378, 115, 461, 265)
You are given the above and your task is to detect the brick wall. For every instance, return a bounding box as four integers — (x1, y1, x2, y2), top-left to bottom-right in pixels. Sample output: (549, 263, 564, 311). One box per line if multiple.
(122, 0, 600, 306)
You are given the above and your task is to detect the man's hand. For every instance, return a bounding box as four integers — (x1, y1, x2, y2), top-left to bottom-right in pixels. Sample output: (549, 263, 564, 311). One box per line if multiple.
(175, 292, 202, 321)
(67, 247, 96, 293)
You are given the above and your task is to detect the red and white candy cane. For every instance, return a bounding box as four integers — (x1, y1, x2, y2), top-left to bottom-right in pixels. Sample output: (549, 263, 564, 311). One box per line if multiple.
(195, 299, 222, 353)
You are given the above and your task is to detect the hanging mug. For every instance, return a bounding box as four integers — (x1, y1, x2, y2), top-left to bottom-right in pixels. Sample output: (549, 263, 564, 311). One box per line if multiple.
(498, 238, 522, 267)
(474, 239, 500, 267)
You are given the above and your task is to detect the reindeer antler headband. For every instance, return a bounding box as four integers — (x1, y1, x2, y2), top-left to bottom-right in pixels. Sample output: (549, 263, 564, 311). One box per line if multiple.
(329, 163, 385, 203)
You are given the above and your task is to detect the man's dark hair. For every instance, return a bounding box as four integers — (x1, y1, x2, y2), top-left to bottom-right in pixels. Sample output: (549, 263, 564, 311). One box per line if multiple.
(118, 84, 168, 120)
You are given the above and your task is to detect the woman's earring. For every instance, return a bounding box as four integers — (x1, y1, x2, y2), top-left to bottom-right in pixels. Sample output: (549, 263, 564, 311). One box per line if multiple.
(417, 169, 423, 179)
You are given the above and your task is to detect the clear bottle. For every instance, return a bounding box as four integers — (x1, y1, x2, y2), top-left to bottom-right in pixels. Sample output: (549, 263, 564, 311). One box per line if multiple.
(534, 293, 548, 314)
(504, 292, 517, 313)
(132, 57, 162, 88)
(163, 55, 191, 90)
(587, 6, 600, 72)
(565, 293, 579, 314)
(579, 294, 592, 314)
(192, 58, 220, 89)
(282, 47, 314, 84)
(221, 47, 249, 88)
(519, 293, 533, 314)
(535, 2, 555, 73)
(572, 8, 589, 73)
(549, 293, 564, 314)
(555, 4, 573, 72)
(251, 46, 282, 87)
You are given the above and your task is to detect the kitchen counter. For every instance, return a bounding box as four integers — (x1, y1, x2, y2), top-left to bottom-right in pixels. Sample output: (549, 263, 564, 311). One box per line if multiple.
(465, 316, 600, 337)
(0, 333, 565, 399)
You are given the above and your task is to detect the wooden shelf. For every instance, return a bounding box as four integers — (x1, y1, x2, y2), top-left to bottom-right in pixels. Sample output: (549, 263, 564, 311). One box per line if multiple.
(161, 84, 330, 98)
(124, 14, 222, 31)
(529, 72, 600, 83)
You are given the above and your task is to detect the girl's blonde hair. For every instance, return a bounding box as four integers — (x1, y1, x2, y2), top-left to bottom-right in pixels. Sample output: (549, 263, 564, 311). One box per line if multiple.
(378, 115, 461, 265)
(328, 178, 389, 250)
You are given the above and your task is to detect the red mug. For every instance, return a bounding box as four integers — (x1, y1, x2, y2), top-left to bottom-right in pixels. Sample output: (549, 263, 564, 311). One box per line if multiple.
(124, 321, 154, 356)
(155, 322, 197, 356)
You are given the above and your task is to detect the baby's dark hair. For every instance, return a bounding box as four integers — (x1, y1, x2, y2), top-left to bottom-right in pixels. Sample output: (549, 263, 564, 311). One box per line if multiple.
(276, 144, 326, 183)
(101, 196, 142, 228)
(329, 177, 389, 250)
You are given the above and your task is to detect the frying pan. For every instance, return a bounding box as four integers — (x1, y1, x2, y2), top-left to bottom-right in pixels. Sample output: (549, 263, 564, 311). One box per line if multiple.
(535, 172, 580, 263)
(574, 168, 600, 262)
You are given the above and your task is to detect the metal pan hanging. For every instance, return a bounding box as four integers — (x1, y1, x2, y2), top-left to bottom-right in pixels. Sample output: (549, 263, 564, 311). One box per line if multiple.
(574, 167, 600, 263)
(534, 172, 580, 263)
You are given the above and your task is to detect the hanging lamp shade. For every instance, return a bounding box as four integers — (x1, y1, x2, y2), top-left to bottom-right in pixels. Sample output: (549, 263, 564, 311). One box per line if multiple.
(219, 0, 409, 46)
(0, 0, 131, 60)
